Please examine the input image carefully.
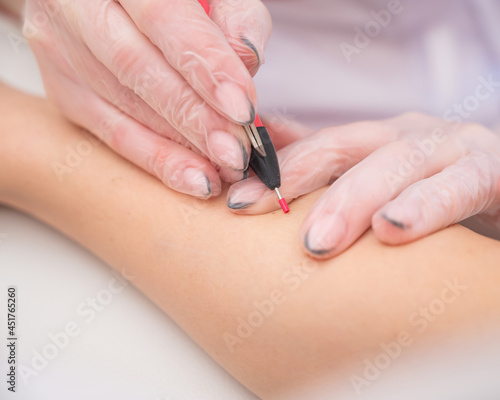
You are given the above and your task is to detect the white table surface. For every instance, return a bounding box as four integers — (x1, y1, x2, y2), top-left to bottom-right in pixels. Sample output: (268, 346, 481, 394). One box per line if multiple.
(0, 14, 258, 400)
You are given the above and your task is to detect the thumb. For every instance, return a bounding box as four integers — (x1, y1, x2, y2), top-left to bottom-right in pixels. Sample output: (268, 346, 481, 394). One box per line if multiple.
(209, 0, 272, 76)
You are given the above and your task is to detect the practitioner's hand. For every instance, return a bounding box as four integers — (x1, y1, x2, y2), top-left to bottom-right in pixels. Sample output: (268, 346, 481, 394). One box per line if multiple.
(227, 112, 500, 258)
(24, 0, 271, 198)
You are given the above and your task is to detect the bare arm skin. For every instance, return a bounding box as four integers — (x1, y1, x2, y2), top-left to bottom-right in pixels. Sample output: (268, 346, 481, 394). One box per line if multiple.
(1, 84, 500, 398)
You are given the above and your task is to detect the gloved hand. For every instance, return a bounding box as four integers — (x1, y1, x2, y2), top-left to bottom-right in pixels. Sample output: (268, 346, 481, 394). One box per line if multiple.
(227, 112, 500, 258)
(24, 0, 272, 198)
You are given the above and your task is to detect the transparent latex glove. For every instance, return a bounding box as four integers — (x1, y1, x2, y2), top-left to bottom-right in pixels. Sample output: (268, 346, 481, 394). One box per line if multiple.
(24, 0, 272, 198)
(228, 112, 500, 258)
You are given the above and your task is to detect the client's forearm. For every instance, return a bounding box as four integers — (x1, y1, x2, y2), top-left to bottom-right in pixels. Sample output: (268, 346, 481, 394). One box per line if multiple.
(2, 88, 500, 398)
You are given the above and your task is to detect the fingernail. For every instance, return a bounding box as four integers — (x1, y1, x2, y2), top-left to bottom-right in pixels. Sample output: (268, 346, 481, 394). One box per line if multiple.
(219, 167, 246, 185)
(241, 36, 261, 65)
(215, 82, 254, 124)
(381, 213, 407, 230)
(304, 233, 333, 256)
(242, 168, 250, 180)
(227, 179, 268, 209)
(304, 213, 346, 256)
(207, 130, 248, 171)
(227, 200, 253, 210)
(177, 168, 212, 198)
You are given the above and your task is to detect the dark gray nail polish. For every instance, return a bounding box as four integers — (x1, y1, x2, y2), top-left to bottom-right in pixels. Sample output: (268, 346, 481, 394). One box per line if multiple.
(227, 200, 253, 210)
(242, 102, 256, 125)
(228, 142, 248, 172)
(236, 101, 255, 126)
(241, 36, 261, 65)
(205, 176, 212, 197)
(382, 214, 406, 229)
(240, 141, 249, 171)
(304, 232, 334, 256)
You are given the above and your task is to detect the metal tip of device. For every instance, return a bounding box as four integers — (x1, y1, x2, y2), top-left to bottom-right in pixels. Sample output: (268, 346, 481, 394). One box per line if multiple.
(275, 187, 283, 200)
(244, 123, 267, 157)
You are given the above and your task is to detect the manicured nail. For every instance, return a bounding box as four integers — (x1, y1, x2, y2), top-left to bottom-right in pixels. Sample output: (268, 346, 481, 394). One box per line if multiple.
(227, 200, 253, 210)
(242, 168, 250, 180)
(227, 179, 267, 205)
(215, 82, 254, 124)
(218, 167, 246, 185)
(206, 179, 212, 196)
(241, 36, 261, 65)
(248, 102, 256, 124)
(207, 130, 248, 171)
(226, 178, 269, 211)
(304, 233, 333, 256)
(178, 168, 212, 198)
(304, 213, 346, 256)
(382, 213, 407, 230)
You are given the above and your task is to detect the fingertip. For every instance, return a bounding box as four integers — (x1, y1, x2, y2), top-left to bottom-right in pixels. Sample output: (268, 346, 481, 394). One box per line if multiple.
(214, 82, 256, 125)
(241, 37, 260, 64)
(227, 199, 254, 212)
(207, 174, 223, 198)
(172, 167, 220, 199)
(218, 165, 247, 184)
(237, 36, 262, 76)
(207, 130, 248, 171)
(209, 0, 271, 76)
(302, 232, 336, 260)
(300, 211, 346, 259)
(226, 177, 278, 214)
(372, 212, 413, 245)
(200, 163, 223, 198)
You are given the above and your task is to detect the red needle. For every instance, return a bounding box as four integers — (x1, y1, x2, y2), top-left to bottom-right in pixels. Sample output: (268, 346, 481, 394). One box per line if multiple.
(275, 188, 290, 214)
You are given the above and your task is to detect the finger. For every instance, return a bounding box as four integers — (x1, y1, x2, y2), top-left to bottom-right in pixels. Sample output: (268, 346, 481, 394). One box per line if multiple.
(111, 116, 222, 199)
(260, 112, 314, 150)
(227, 121, 399, 214)
(209, 0, 272, 76)
(219, 166, 248, 185)
(300, 135, 463, 259)
(35, 4, 207, 155)
(74, 1, 250, 171)
(372, 153, 500, 244)
(117, 0, 256, 124)
(35, 52, 222, 198)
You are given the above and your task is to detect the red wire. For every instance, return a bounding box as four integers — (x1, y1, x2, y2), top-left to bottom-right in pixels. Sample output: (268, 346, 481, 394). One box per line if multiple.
(198, 0, 210, 14)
